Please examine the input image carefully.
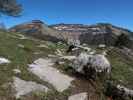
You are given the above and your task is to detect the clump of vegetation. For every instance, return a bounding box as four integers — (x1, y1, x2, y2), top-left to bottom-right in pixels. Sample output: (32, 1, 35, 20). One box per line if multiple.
(115, 33, 131, 48)
(107, 48, 133, 87)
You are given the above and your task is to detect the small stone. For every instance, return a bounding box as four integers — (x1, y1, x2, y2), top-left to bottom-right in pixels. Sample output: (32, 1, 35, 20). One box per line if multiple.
(48, 54, 57, 58)
(55, 49, 63, 56)
(58, 61, 65, 65)
(13, 69, 21, 74)
(68, 92, 88, 100)
(98, 44, 106, 48)
(18, 44, 24, 48)
(37, 44, 49, 48)
(0, 57, 10, 64)
(89, 51, 96, 55)
(102, 51, 107, 56)
(60, 56, 76, 60)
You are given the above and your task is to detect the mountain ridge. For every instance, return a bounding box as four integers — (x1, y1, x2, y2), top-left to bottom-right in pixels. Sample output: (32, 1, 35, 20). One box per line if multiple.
(9, 20, 133, 48)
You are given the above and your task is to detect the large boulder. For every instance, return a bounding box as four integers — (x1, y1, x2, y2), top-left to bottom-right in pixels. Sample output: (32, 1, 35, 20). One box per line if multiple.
(72, 52, 111, 77)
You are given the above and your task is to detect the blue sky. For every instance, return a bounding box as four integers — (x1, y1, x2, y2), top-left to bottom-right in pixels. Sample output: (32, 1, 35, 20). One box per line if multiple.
(1, 0, 133, 31)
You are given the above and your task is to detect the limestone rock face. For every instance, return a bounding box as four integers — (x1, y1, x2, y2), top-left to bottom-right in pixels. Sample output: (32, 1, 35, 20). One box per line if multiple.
(9, 20, 133, 46)
(51, 23, 133, 47)
(10, 22, 133, 47)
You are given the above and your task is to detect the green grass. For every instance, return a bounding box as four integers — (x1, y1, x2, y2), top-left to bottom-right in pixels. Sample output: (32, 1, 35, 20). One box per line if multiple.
(0, 30, 69, 99)
(107, 48, 133, 88)
(0, 30, 133, 100)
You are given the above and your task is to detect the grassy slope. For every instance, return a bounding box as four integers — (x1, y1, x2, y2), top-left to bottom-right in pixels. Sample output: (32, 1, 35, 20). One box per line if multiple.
(0, 30, 70, 100)
(107, 48, 133, 88)
(0, 30, 133, 100)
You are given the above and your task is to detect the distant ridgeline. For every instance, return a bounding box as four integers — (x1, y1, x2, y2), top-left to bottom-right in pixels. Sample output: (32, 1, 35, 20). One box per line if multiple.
(9, 20, 133, 48)
(10, 20, 66, 43)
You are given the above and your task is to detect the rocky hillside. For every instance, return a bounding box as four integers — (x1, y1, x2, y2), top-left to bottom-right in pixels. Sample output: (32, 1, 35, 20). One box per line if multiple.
(0, 28, 133, 100)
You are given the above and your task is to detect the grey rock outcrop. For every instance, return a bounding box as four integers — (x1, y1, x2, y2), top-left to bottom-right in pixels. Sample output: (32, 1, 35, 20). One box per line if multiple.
(72, 52, 111, 76)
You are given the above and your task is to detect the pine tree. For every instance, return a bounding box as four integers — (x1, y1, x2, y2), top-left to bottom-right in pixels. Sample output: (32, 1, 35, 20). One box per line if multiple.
(0, 0, 22, 16)
(115, 33, 130, 47)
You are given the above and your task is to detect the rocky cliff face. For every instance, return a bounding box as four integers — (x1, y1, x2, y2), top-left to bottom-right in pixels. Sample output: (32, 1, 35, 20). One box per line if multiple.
(51, 23, 133, 47)
(10, 21, 133, 48)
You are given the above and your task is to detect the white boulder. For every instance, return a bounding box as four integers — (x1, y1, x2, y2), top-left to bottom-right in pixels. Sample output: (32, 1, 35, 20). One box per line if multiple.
(72, 52, 111, 75)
